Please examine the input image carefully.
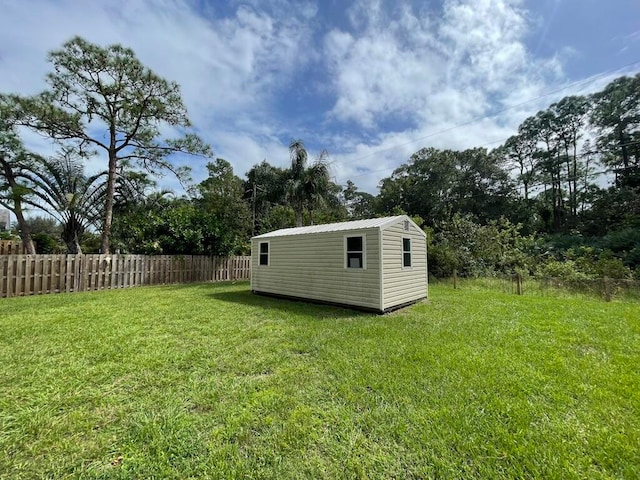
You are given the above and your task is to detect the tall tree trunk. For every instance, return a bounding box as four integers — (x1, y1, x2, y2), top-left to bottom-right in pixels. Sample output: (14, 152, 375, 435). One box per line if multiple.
(565, 146, 573, 221)
(552, 174, 561, 232)
(63, 216, 83, 254)
(618, 125, 629, 169)
(572, 136, 578, 217)
(582, 154, 590, 214)
(553, 155, 563, 233)
(0, 158, 36, 254)
(550, 145, 562, 232)
(12, 198, 36, 254)
(100, 148, 117, 254)
(519, 163, 529, 200)
(64, 234, 82, 254)
(295, 203, 303, 227)
(251, 182, 257, 237)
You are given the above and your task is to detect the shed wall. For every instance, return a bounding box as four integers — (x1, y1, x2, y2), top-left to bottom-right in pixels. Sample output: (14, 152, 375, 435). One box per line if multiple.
(381, 220, 428, 310)
(251, 228, 381, 310)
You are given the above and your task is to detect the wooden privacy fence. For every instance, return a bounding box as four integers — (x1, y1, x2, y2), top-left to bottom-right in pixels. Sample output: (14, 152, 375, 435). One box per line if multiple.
(0, 254, 251, 298)
(0, 240, 25, 255)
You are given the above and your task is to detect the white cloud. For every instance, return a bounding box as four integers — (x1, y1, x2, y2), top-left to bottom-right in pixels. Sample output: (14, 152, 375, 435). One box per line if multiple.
(320, 0, 622, 191)
(324, 0, 563, 131)
(2, 0, 639, 200)
(0, 0, 312, 190)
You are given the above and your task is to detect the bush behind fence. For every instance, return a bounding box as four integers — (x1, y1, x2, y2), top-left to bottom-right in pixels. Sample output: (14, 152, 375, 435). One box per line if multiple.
(1, 254, 251, 298)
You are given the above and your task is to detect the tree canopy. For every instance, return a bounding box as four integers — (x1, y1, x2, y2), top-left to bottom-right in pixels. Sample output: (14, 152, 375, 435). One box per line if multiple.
(1, 37, 639, 279)
(14, 36, 211, 253)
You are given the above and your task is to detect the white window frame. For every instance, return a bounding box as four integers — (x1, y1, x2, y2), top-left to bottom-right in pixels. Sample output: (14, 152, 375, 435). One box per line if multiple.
(344, 234, 366, 270)
(258, 241, 270, 266)
(402, 237, 412, 269)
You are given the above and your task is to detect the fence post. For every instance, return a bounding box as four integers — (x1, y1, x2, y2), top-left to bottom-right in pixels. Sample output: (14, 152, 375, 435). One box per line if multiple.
(603, 276, 612, 302)
(516, 273, 522, 295)
(453, 269, 457, 289)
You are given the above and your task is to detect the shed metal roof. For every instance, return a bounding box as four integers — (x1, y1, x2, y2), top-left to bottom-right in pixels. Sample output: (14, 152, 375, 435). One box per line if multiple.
(253, 215, 425, 239)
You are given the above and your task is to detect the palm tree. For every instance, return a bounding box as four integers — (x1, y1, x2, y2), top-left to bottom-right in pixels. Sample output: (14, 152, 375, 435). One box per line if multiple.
(286, 139, 331, 227)
(21, 152, 106, 253)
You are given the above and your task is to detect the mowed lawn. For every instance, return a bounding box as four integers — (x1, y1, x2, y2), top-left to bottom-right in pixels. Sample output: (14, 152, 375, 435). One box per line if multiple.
(1, 282, 638, 479)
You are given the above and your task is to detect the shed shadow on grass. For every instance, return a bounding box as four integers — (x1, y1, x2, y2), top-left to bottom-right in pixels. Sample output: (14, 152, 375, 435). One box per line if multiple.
(208, 289, 372, 320)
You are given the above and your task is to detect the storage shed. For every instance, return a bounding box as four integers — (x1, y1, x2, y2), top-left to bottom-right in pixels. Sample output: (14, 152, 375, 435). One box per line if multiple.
(251, 215, 427, 312)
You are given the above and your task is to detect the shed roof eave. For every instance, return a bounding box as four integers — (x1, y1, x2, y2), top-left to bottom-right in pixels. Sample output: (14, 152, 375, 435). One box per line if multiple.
(251, 215, 406, 239)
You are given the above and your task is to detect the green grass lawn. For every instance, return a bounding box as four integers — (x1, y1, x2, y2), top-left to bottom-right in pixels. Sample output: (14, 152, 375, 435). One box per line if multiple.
(1, 282, 638, 479)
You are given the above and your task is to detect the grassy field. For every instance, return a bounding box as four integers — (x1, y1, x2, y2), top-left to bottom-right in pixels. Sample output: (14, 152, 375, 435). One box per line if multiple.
(1, 282, 638, 479)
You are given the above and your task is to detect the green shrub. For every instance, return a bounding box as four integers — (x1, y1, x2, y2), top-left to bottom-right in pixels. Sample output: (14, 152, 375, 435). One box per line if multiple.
(32, 233, 63, 254)
(427, 214, 538, 278)
(80, 232, 102, 254)
(536, 260, 592, 281)
(0, 231, 19, 240)
(594, 255, 632, 279)
(428, 243, 461, 278)
(601, 227, 640, 253)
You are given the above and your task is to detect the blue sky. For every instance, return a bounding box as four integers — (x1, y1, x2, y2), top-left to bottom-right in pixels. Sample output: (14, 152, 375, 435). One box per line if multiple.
(1, 0, 639, 195)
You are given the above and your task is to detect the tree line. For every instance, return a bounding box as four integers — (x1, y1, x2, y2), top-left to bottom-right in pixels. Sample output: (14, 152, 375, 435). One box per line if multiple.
(1, 37, 639, 279)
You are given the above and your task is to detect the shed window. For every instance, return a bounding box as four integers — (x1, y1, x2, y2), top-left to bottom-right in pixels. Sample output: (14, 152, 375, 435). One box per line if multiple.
(346, 236, 364, 269)
(403, 237, 412, 267)
(259, 242, 269, 266)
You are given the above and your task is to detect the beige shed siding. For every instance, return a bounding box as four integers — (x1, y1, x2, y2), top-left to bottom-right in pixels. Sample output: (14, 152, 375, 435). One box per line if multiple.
(251, 228, 381, 310)
(381, 220, 427, 310)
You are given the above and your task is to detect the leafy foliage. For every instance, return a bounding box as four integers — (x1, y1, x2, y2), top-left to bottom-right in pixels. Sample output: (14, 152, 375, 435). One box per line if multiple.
(0, 95, 39, 253)
(15, 36, 212, 253)
(2, 37, 640, 279)
(378, 147, 516, 227)
(195, 158, 251, 253)
(427, 214, 537, 278)
(111, 196, 240, 256)
(20, 152, 106, 253)
(285, 139, 337, 227)
(590, 74, 640, 178)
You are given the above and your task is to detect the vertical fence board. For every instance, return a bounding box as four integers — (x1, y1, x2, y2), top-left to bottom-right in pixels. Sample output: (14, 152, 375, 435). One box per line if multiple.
(89, 255, 96, 291)
(64, 256, 72, 293)
(33, 256, 42, 295)
(140, 255, 146, 287)
(56, 256, 64, 293)
(14, 255, 24, 296)
(1, 256, 7, 296)
(115, 256, 121, 289)
(6, 255, 14, 297)
(149, 256, 155, 285)
(137, 255, 143, 286)
(53, 256, 60, 293)
(96, 255, 103, 290)
(42, 256, 50, 294)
